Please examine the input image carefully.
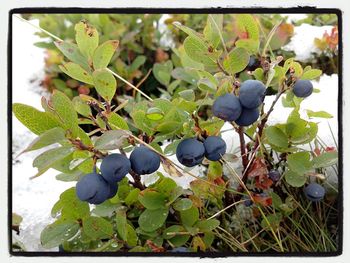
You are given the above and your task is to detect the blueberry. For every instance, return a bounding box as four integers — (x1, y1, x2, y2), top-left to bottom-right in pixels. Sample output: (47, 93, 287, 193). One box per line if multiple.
(171, 247, 188, 252)
(268, 169, 281, 182)
(239, 80, 266, 109)
(130, 146, 160, 175)
(212, 93, 242, 121)
(235, 107, 260, 126)
(243, 196, 253, 207)
(100, 153, 131, 183)
(107, 183, 118, 199)
(76, 172, 110, 204)
(304, 183, 325, 202)
(292, 79, 313, 98)
(176, 138, 205, 167)
(246, 56, 260, 71)
(203, 136, 227, 161)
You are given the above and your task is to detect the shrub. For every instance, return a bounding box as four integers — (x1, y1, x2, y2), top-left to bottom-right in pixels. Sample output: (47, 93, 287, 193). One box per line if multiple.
(13, 14, 339, 253)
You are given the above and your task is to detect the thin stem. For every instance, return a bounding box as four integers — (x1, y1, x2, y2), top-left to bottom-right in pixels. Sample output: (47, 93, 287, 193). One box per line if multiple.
(238, 126, 248, 169)
(208, 14, 228, 55)
(14, 15, 63, 42)
(106, 68, 153, 102)
(207, 200, 245, 220)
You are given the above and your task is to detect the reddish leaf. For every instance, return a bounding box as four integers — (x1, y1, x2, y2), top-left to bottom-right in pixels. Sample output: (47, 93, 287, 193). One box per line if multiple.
(247, 158, 268, 178)
(325, 146, 336, 152)
(314, 148, 321, 156)
(252, 193, 272, 207)
(146, 240, 166, 252)
(255, 174, 273, 190)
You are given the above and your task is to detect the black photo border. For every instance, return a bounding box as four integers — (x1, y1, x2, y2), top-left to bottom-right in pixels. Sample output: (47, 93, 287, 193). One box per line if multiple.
(7, 7, 343, 258)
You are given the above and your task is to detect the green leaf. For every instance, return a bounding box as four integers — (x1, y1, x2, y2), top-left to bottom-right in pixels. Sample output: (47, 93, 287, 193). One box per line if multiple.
(125, 188, 141, 206)
(131, 110, 154, 135)
(312, 151, 338, 168)
(92, 69, 117, 102)
(155, 177, 178, 195)
(93, 40, 119, 69)
(55, 187, 90, 220)
(207, 161, 223, 180)
(286, 110, 318, 144)
(253, 68, 264, 81)
(72, 150, 94, 173)
(59, 62, 94, 85)
(72, 96, 91, 117)
(22, 127, 66, 153)
(172, 21, 206, 44)
(183, 36, 219, 67)
(180, 206, 199, 227)
(195, 219, 220, 232)
(163, 225, 184, 239)
(204, 14, 223, 48)
(138, 208, 169, 232)
(54, 41, 89, 69)
(40, 219, 80, 249)
(171, 67, 199, 84)
(129, 55, 146, 72)
(55, 170, 83, 182)
(153, 61, 173, 86)
(197, 78, 217, 93)
(236, 14, 260, 40)
(146, 107, 164, 121)
(83, 216, 113, 240)
(13, 103, 60, 135)
(51, 90, 79, 136)
(75, 21, 99, 59)
(107, 112, 129, 130)
(301, 69, 322, 80)
(261, 213, 282, 231)
(116, 210, 127, 241)
(173, 198, 193, 211)
(235, 39, 260, 53)
(156, 121, 182, 135)
(94, 130, 130, 150)
(284, 169, 306, 187)
(126, 224, 138, 246)
(138, 189, 167, 210)
(287, 152, 312, 175)
(271, 192, 283, 210)
(306, 110, 333, 119)
(178, 90, 195, 101)
(32, 146, 74, 178)
(223, 47, 250, 74)
(265, 126, 289, 148)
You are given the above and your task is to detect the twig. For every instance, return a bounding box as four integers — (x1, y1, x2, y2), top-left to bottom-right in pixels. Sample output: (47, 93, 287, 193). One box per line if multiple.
(106, 68, 153, 101)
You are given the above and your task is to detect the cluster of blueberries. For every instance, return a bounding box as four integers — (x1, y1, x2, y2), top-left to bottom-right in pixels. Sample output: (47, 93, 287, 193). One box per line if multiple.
(76, 146, 160, 204)
(212, 78, 313, 126)
(76, 77, 316, 205)
(176, 136, 226, 167)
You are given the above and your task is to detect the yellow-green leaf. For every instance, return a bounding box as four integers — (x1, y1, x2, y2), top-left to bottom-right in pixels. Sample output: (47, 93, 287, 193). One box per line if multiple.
(54, 41, 89, 69)
(92, 69, 117, 102)
(13, 103, 60, 135)
(93, 40, 119, 69)
(75, 21, 99, 58)
(223, 47, 250, 74)
(59, 62, 94, 85)
(236, 14, 260, 40)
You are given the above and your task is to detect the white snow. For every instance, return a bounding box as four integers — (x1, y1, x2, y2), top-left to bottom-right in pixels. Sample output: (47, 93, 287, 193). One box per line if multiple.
(12, 16, 339, 251)
(283, 23, 335, 62)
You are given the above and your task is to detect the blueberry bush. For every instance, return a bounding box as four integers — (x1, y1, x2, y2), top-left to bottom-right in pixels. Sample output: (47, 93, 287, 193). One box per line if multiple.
(13, 14, 339, 253)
